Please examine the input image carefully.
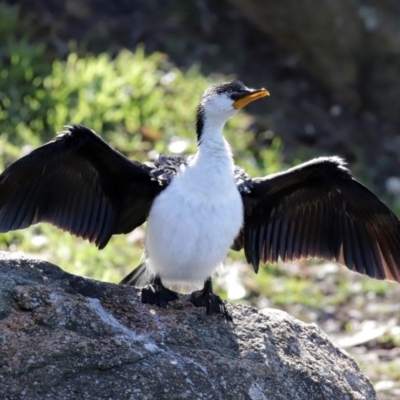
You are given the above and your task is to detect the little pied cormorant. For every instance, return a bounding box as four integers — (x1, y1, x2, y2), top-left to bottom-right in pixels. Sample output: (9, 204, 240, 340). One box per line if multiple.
(1, 80, 400, 320)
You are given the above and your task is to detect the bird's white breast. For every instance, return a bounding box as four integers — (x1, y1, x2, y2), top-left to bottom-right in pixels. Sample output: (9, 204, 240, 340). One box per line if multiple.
(145, 150, 243, 286)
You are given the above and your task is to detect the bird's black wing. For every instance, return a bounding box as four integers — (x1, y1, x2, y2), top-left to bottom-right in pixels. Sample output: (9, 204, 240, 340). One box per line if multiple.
(234, 157, 400, 282)
(0, 125, 165, 249)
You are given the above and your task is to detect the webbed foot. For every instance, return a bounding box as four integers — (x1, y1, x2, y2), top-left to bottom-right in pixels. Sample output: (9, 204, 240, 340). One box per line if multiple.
(142, 276, 179, 307)
(190, 277, 232, 321)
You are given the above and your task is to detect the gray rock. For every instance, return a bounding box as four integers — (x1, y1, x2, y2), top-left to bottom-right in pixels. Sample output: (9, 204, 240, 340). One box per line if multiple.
(0, 252, 377, 400)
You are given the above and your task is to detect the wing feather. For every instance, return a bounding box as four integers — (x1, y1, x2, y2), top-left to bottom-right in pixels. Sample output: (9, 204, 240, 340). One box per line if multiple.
(237, 157, 400, 282)
(285, 217, 296, 261)
(0, 125, 165, 249)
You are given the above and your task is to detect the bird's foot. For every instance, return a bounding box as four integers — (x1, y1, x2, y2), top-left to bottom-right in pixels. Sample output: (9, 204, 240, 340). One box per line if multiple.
(190, 278, 232, 321)
(141, 276, 179, 307)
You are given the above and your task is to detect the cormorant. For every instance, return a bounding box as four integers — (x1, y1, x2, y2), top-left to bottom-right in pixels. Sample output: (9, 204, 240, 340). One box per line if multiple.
(1, 80, 400, 320)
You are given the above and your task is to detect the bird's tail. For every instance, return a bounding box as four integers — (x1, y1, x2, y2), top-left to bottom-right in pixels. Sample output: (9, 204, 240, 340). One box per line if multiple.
(119, 262, 147, 286)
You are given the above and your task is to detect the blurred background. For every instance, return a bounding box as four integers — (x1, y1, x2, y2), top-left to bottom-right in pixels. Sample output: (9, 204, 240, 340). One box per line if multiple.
(0, 1, 400, 396)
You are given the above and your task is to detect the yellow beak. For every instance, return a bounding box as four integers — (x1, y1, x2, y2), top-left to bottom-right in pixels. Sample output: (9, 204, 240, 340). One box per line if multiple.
(233, 89, 270, 110)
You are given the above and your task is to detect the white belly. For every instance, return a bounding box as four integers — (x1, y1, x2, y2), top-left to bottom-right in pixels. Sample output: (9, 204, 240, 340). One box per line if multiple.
(145, 176, 243, 286)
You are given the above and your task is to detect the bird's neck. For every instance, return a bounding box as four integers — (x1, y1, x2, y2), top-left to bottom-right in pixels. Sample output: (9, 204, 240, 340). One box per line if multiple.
(194, 117, 234, 172)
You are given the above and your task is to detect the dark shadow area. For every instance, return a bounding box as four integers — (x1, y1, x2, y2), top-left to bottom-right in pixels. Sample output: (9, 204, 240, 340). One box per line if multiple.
(5, 0, 400, 198)
(2, 4, 400, 397)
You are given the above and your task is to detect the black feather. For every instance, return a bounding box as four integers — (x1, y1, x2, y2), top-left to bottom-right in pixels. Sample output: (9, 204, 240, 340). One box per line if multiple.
(235, 156, 400, 282)
(0, 125, 164, 248)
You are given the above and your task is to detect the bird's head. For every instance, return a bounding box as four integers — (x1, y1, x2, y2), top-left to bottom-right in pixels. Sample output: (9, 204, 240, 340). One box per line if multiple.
(196, 80, 269, 142)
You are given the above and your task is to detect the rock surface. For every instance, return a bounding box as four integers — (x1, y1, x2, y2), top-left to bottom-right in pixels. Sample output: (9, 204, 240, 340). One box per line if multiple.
(0, 252, 377, 399)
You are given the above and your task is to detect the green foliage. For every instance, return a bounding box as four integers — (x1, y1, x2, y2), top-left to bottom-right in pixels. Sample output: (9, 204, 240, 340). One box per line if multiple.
(0, 6, 51, 149)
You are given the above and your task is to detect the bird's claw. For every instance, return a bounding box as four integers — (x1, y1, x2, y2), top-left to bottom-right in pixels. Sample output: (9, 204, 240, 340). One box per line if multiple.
(141, 283, 179, 307)
(190, 289, 232, 321)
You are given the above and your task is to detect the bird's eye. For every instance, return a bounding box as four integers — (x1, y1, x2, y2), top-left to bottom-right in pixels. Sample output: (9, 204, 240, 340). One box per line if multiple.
(230, 93, 242, 101)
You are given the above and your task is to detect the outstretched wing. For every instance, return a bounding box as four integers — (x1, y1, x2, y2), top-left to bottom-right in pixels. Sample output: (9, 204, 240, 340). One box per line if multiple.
(0, 125, 165, 249)
(235, 157, 400, 282)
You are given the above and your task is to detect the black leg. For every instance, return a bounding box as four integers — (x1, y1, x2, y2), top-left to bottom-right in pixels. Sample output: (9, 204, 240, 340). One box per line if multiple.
(190, 277, 232, 321)
(141, 275, 179, 307)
